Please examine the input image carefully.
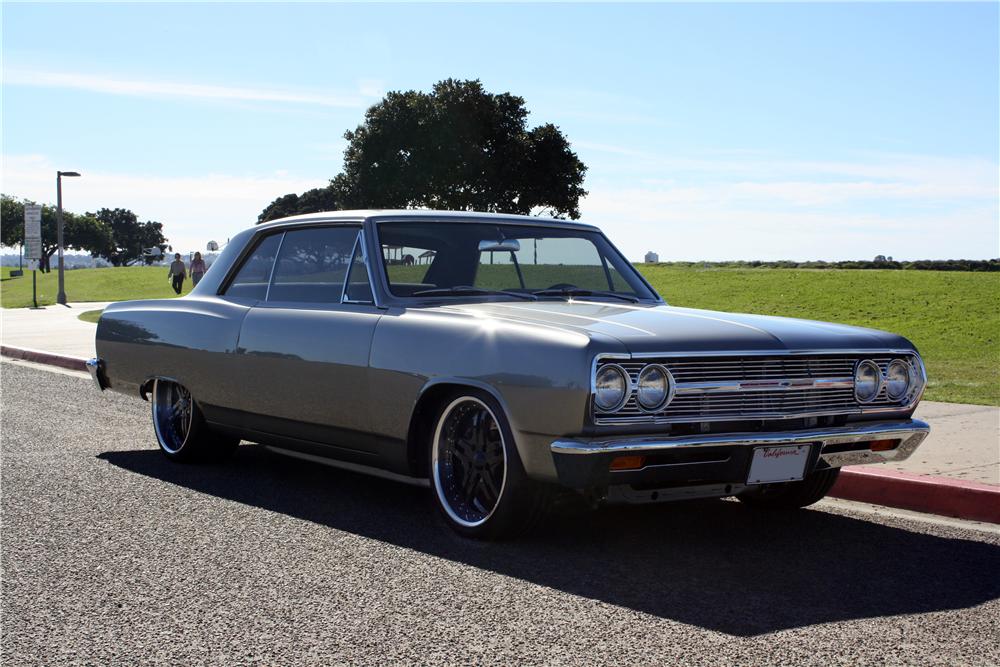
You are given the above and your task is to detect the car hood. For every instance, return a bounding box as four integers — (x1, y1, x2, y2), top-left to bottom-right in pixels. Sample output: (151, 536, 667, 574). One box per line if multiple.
(433, 301, 912, 354)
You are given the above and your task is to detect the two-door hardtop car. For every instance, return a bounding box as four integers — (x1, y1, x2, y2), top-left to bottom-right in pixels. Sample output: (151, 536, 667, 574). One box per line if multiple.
(90, 210, 930, 538)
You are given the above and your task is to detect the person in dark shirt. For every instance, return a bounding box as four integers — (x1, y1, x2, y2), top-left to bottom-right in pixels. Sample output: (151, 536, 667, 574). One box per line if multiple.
(168, 253, 186, 295)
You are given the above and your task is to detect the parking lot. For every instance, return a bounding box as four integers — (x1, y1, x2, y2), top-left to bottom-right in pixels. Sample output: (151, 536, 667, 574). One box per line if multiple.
(3, 361, 999, 666)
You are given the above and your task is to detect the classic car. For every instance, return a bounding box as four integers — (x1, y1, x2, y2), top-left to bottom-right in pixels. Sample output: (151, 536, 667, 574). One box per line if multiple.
(89, 210, 930, 538)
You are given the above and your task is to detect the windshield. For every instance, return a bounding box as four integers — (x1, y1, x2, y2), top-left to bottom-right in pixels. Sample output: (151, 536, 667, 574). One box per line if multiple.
(376, 221, 658, 301)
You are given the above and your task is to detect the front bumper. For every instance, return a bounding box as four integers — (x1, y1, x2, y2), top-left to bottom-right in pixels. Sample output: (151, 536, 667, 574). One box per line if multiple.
(550, 419, 929, 489)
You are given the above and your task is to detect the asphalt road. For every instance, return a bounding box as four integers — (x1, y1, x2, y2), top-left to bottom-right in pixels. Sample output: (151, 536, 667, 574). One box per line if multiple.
(3, 361, 1000, 666)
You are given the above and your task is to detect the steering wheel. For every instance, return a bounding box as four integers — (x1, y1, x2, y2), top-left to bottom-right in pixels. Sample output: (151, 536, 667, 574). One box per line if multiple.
(545, 283, 578, 290)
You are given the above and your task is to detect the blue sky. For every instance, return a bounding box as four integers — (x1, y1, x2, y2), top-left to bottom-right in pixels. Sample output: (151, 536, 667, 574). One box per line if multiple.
(2, 2, 998, 260)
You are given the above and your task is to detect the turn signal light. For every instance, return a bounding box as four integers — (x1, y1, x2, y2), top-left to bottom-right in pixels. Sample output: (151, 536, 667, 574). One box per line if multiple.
(870, 439, 899, 452)
(610, 455, 646, 471)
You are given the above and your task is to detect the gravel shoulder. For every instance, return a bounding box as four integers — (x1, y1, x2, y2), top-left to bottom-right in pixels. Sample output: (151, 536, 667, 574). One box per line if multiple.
(3, 361, 999, 666)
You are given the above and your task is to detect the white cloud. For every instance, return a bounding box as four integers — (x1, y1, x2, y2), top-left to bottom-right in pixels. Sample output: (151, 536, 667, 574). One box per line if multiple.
(2, 154, 327, 252)
(2, 67, 372, 108)
(571, 145, 999, 260)
(584, 185, 999, 261)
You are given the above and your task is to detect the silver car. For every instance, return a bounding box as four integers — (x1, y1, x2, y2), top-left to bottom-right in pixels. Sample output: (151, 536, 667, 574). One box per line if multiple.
(89, 210, 930, 538)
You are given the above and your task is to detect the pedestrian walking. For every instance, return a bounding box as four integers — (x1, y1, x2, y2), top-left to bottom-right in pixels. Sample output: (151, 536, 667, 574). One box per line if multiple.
(190, 251, 207, 287)
(168, 253, 186, 295)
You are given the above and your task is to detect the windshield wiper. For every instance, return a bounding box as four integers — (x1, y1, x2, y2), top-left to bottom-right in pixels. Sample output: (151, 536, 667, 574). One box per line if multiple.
(531, 288, 639, 303)
(412, 286, 537, 300)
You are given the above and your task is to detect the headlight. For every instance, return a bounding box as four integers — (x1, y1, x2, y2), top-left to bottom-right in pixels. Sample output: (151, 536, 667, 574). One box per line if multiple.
(885, 359, 913, 401)
(636, 364, 673, 411)
(854, 360, 882, 403)
(594, 364, 629, 412)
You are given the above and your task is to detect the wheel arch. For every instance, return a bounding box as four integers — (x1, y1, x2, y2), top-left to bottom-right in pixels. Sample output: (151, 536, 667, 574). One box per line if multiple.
(140, 375, 183, 401)
(404, 378, 516, 478)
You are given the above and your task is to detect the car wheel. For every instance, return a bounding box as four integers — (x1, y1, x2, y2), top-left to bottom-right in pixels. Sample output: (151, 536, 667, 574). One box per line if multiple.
(737, 467, 841, 510)
(151, 379, 238, 462)
(429, 391, 549, 539)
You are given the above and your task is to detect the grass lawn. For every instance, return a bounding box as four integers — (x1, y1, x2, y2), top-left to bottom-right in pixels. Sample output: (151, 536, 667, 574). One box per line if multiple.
(77, 309, 103, 324)
(2, 264, 996, 405)
(640, 266, 999, 407)
(1, 265, 192, 307)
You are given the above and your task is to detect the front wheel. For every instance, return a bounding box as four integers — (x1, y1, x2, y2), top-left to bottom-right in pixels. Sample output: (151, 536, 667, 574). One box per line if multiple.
(737, 467, 841, 510)
(151, 379, 239, 462)
(429, 391, 549, 539)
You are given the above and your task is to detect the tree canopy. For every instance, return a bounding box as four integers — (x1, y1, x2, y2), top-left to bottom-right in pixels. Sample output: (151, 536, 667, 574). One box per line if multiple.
(1, 196, 169, 270)
(259, 79, 587, 223)
(89, 207, 170, 266)
(1, 195, 112, 271)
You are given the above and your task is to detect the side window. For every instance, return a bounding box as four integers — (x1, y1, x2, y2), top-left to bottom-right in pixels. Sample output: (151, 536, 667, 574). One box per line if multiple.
(224, 233, 283, 300)
(344, 241, 374, 303)
(267, 226, 360, 303)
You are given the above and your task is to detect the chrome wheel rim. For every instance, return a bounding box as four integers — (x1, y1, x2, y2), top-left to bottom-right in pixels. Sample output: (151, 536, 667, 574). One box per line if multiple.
(432, 397, 508, 528)
(152, 379, 194, 454)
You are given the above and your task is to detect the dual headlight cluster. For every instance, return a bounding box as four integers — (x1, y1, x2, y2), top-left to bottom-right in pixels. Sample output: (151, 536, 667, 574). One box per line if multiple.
(594, 364, 674, 413)
(854, 359, 917, 403)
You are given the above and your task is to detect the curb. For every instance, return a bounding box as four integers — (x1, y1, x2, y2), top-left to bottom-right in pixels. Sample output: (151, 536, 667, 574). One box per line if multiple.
(1, 345, 88, 372)
(831, 467, 1000, 524)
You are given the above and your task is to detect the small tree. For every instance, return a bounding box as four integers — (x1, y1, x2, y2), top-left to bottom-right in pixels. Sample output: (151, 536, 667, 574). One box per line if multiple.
(1, 195, 112, 272)
(259, 79, 587, 223)
(90, 207, 169, 266)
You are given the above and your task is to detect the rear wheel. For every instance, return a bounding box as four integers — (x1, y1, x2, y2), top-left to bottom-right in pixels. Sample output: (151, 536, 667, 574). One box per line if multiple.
(429, 391, 549, 539)
(737, 467, 841, 509)
(151, 379, 239, 462)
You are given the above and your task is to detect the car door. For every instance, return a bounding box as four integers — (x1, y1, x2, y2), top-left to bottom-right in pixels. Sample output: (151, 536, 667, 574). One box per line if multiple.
(233, 224, 384, 462)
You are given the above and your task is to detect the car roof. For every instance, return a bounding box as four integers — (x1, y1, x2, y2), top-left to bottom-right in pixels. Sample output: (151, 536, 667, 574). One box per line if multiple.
(257, 209, 600, 232)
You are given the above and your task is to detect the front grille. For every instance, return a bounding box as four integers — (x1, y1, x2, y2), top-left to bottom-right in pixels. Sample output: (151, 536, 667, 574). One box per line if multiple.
(595, 354, 918, 425)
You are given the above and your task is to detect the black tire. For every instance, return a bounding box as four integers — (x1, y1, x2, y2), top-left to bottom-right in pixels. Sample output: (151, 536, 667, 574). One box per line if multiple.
(737, 467, 841, 510)
(151, 379, 239, 463)
(428, 390, 550, 539)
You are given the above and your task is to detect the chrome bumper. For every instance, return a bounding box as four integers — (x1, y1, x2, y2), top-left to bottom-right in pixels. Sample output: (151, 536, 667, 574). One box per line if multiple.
(86, 357, 107, 391)
(551, 419, 930, 469)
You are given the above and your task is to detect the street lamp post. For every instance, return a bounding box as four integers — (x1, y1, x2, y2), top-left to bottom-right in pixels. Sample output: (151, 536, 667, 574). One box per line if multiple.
(56, 170, 81, 305)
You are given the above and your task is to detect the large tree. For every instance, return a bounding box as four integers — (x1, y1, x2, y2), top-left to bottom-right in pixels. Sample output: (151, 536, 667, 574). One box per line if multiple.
(89, 207, 170, 266)
(258, 79, 587, 223)
(1, 195, 112, 272)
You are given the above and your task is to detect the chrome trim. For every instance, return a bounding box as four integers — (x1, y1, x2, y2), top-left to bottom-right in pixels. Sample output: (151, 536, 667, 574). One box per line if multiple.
(86, 357, 106, 391)
(357, 227, 382, 308)
(623, 348, 923, 359)
(341, 232, 377, 305)
(265, 446, 429, 487)
(636, 364, 675, 412)
(594, 363, 631, 413)
(674, 376, 854, 394)
(853, 359, 884, 404)
(552, 418, 930, 468)
(263, 231, 286, 303)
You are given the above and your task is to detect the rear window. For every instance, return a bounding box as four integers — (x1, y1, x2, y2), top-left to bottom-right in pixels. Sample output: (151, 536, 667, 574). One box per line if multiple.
(225, 233, 282, 300)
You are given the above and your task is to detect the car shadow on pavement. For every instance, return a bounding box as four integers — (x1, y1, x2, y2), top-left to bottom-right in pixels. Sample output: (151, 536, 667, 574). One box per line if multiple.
(98, 444, 1000, 637)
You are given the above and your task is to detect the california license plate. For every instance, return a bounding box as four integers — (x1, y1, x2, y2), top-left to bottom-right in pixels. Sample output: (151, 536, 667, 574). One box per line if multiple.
(747, 444, 811, 485)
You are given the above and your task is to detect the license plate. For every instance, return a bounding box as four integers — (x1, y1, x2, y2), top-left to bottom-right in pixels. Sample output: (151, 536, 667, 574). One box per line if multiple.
(747, 444, 811, 485)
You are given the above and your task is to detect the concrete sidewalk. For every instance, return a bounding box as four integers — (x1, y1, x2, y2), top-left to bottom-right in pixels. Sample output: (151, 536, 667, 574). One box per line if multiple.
(2, 301, 997, 487)
(1, 301, 112, 358)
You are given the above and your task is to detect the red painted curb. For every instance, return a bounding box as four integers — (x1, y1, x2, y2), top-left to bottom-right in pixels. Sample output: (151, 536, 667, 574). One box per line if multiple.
(832, 467, 1000, 524)
(1, 346, 87, 372)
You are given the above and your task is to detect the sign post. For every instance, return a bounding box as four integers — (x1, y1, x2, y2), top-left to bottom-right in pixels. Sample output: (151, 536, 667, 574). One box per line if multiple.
(24, 205, 42, 309)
